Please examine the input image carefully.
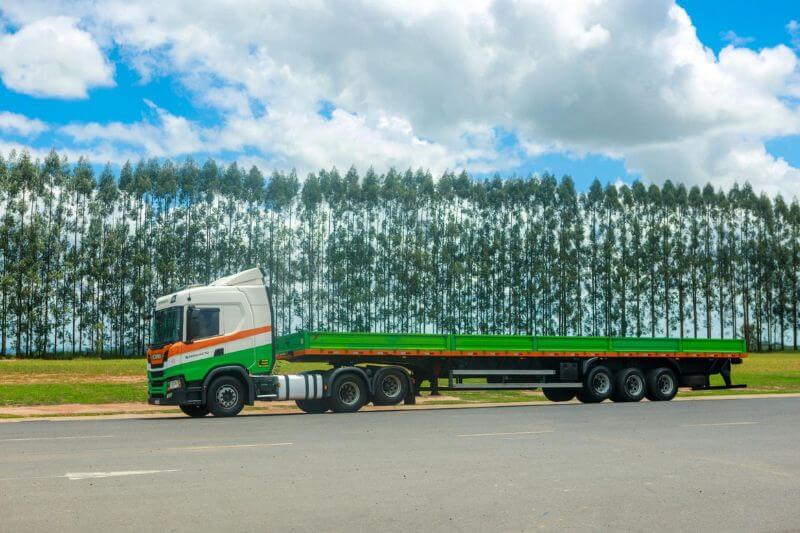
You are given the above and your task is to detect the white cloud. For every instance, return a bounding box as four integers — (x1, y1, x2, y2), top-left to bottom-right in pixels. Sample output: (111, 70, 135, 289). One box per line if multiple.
(0, 1, 799, 193)
(720, 30, 754, 47)
(789, 20, 799, 47)
(0, 16, 114, 98)
(0, 111, 48, 136)
(61, 100, 204, 157)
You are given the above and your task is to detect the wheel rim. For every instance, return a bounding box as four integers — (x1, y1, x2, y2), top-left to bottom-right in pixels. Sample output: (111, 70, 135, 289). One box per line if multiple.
(381, 374, 402, 399)
(625, 374, 643, 396)
(657, 374, 674, 395)
(591, 372, 611, 395)
(216, 384, 238, 409)
(338, 381, 361, 406)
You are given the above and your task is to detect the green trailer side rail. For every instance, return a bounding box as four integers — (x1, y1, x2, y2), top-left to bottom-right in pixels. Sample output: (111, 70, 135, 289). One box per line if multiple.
(275, 331, 746, 359)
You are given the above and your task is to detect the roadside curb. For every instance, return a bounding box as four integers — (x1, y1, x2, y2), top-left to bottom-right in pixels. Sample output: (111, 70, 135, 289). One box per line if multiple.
(2, 392, 799, 423)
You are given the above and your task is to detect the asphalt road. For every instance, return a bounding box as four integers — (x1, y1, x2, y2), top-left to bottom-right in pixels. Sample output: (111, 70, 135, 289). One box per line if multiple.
(1, 398, 799, 532)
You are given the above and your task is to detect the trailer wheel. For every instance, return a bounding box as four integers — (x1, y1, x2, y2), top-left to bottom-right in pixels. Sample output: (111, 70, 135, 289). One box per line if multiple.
(208, 376, 245, 417)
(542, 388, 576, 402)
(330, 374, 367, 413)
(578, 365, 613, 403)
(612, 368, 646, 402)
(372, 368, 408, 405)
(296, 399, 329, 414)
(179, 404, 210, 417)
(645, 367, 678, 401)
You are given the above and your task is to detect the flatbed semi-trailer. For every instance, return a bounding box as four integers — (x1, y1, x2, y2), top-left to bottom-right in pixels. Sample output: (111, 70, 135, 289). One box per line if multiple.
(146, 269, 746, 417)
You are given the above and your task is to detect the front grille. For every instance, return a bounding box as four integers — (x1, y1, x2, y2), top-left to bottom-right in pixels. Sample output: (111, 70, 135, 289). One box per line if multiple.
(148, 369, 166, 394)
(148, 368, 168, 397)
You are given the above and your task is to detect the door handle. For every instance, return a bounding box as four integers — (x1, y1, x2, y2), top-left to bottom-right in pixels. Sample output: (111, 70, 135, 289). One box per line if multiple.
(214, 348, 224, 356)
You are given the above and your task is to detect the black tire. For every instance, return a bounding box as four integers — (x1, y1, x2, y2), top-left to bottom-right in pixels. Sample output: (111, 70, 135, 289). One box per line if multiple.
(208, 376, 245, 417)
(579, 365, 613, 403)
(542, 388, 577, 402)
(576, 390, 593, 403)
(180, 404, 210, 417)
(372, 368, 408, 405)
(645, 367, 678, 401)
(330, 373, 368, 413)
(613, 367, 647, 402)
(296, 399, 329, 414)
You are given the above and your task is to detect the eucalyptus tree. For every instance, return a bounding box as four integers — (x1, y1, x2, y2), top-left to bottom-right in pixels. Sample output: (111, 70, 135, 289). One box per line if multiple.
(2, 150, 798, 357)
(584, 180, 603, 336)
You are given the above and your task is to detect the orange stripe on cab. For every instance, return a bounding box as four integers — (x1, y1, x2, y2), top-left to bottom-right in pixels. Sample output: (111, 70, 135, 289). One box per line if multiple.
(167, 325, 272, 358)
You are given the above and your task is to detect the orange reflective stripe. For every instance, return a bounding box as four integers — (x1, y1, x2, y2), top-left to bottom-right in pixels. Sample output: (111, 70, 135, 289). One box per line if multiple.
(281, 348, 746, 360)
(167, 325, 272, 357)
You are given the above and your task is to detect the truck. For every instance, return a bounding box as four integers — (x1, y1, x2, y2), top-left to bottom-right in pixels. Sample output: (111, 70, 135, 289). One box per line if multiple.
(147, 268, 747, 417)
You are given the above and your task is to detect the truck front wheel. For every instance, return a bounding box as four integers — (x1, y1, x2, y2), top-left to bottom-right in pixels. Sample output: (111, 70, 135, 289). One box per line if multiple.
(296, 399, 329, 414)
(208, 376, 245, 417)
(180, 404, 210, 417)
(330, 374, 367, 413)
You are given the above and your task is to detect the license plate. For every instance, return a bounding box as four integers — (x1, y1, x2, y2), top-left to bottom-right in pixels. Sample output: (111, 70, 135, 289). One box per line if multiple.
(153, 399, 161, 405)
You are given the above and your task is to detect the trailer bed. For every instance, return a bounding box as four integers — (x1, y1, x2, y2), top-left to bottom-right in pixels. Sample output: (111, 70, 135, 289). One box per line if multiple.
(275, 331, 747, 360)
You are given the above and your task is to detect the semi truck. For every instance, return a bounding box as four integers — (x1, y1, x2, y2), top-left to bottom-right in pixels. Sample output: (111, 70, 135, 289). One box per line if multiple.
(146, 268, 747, 417)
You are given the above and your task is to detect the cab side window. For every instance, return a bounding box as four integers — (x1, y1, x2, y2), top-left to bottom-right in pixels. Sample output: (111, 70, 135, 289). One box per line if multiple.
(187, 307, 220, 341)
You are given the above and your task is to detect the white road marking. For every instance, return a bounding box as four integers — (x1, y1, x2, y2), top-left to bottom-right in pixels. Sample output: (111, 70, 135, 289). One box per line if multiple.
(681, 421, 759, 428)
(64, 469, 179, 481)
(457, 430, 553, 437)
(0, 474, 65, 482)
(163, 442, 293, 451)
(0, 435, 114, 443)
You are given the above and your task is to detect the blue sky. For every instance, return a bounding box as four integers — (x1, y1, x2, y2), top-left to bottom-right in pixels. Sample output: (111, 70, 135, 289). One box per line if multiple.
(0, 1, 798, 194)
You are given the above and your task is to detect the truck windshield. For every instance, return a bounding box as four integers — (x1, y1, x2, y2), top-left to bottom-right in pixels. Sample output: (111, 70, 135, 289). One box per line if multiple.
(150, 306, 183, 348)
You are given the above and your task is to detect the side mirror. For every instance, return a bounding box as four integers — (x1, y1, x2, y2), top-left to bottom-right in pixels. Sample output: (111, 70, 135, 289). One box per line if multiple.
(185, 306, 197, 344)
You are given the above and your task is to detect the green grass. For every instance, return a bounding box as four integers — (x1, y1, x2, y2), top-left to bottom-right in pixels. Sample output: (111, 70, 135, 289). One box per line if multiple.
(0, 384, 146, 406)
(0, 358, 145, 377)
(0, 353, 798, 407)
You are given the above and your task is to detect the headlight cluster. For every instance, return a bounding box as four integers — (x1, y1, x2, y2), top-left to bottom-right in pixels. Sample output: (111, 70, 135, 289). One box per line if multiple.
(167, 378, 183, 391)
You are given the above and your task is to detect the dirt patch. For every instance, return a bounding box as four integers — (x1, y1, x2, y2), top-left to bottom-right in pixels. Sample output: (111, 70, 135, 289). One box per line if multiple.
(415, 394, 461, 403)
(0, 402, 173, 417)
(0, 374, 146, 385)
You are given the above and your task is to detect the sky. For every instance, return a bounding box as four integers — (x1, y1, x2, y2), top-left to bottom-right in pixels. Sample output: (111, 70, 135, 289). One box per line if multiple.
(0, 0, 798, 194)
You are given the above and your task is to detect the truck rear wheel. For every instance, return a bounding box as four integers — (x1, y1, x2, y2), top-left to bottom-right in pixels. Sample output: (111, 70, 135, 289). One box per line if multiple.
(330, 374, 367, 413)
(613, 368, 646, 402)
(372, 368, 408, 405)
(296, 399, 329, 414)
(645, 367, 678, 401)
(180, 404, 210, 417)
(208, 376, 245, 417)
(542, 388, 576, 402)
(578, 365, 613, 403)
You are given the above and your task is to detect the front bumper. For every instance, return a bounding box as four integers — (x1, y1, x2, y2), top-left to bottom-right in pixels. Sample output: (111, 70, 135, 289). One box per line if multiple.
(148, 368, 191, 406)
(148, 389, 186, 406)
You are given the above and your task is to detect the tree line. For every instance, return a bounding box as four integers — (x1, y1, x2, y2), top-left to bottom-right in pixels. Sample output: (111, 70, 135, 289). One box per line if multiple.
(0, 149, 795, 357)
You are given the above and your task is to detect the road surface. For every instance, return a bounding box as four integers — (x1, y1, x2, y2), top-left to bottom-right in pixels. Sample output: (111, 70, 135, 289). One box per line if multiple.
(1, 397, 799, 532)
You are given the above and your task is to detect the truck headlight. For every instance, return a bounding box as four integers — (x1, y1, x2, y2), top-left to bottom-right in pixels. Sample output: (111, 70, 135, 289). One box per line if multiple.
(167, 378, 183, 391)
